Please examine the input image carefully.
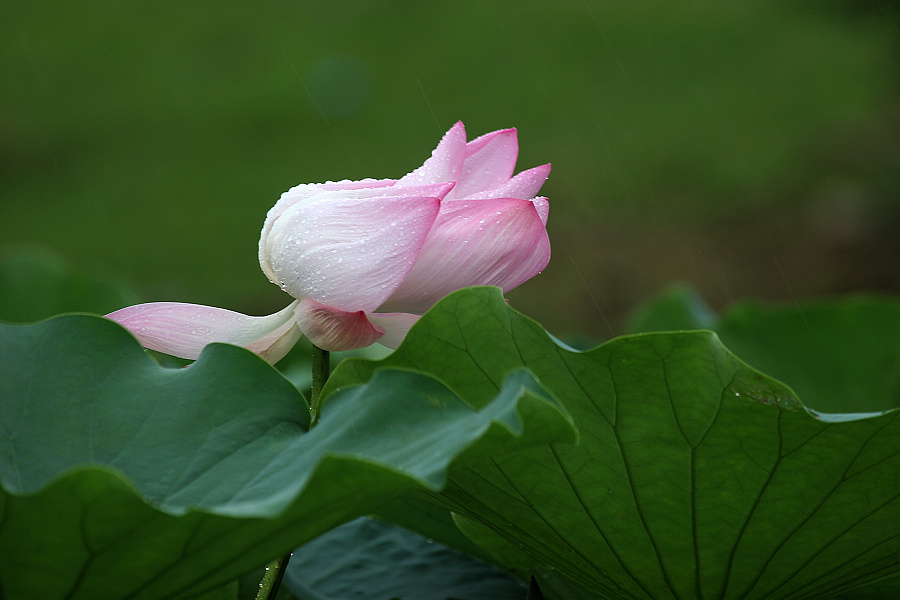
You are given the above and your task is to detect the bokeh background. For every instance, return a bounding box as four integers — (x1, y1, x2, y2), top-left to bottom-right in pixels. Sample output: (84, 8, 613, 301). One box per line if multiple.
(3, 0, 899, 343)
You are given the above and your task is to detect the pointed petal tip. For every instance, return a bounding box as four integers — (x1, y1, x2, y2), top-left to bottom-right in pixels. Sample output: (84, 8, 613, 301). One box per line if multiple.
(440, 121, 467, 145)
(465, 127, 518, 155)
(531, 196, 549, 226)
(529, 163, 552, 187)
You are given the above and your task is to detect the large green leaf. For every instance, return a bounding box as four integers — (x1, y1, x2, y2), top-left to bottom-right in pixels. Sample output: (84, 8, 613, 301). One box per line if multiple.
(628, 286, 900, 415)
(281, 517, 525, 600)
(326, 286, 900, 600)
(0, 314, 574, 600)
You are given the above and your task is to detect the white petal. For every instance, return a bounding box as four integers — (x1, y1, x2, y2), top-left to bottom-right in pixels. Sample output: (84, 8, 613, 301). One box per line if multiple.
(260, 178, 396, 255)
(260, 184, 448, 313)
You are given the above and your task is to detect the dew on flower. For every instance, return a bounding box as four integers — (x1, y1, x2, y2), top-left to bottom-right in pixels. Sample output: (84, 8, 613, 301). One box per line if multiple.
(110, 122, 549, 358)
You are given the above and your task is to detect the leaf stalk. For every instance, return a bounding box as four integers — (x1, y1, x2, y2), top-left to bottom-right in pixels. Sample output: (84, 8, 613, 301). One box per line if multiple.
(256, 344, 330, 600)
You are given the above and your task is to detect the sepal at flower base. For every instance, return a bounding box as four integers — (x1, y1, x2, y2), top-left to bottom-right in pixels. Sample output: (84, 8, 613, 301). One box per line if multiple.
(294, 297, 385, 352)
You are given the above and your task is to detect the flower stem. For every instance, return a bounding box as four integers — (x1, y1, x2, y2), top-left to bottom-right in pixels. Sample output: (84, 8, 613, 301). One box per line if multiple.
(310, 345, 330, 420)
(256, 344, 330, 600)
(255, 553, 290, 600)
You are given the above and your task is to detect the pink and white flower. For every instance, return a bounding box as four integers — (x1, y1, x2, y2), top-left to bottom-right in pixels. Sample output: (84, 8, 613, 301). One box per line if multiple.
(107, 122, 551, 359)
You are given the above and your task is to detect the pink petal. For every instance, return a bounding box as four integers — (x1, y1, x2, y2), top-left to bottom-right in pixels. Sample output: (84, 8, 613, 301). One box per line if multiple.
(465, 126, 515, 156)
(106, 301, 301, 362)
(455, 128, 519, 198)
(397, 121, 467, 187)
(531, 196, 549, 226)
(260, 183, 449, 313)
(463, 163, 551, 201)
(295, 297, 384, 351)
(378, 198, 550, 314)
(367, 312, 420, 349)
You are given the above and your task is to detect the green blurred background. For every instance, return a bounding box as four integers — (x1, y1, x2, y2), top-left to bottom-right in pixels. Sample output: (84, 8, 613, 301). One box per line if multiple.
(3, 0, 899, 342)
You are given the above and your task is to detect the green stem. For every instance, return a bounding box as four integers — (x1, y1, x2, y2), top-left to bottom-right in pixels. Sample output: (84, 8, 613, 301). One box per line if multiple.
(256, 344, 330, 600)
(255, 553, 290, 600)
(310, 345, 331, 420)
